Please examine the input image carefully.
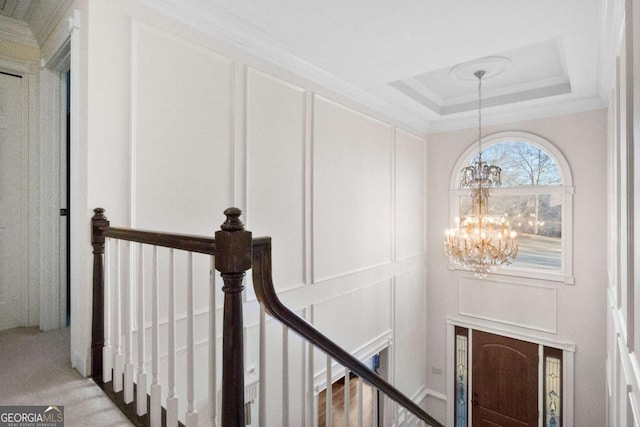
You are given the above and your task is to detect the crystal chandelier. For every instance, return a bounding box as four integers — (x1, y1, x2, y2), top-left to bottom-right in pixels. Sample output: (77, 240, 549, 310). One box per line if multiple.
(444, 70, 518, 278)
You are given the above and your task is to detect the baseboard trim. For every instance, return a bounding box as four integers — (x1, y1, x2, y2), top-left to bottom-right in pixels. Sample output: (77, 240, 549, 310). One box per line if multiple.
(424, 388, 447, 403)
(72, 350, 88, 377)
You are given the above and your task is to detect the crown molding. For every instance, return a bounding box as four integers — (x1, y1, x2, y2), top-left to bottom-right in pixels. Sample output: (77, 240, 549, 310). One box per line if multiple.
(596, 0, 625, 103)
(136, 0, 430, 132)
(136, 0, 611, 136)
(445, 75, 571, 107)
(28, 0, 74, 48)
(428, 95, 606, 134)
(0, 15, 37, 47)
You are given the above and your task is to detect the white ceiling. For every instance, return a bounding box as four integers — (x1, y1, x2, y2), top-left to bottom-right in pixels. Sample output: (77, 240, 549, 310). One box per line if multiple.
(3, 0, 622, 133)
(0, 0, 73, 48)
(0, 0, 32, 20)
(390, 40, 573, 116)
(138, 0, 621, 133)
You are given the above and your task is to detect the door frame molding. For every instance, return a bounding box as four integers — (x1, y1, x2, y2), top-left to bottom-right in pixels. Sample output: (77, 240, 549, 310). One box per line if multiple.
(39, 10, 78, 332)
(446, 316, 576, 427)
(0, 55, 39, 329)
(39, 52, 68, 331)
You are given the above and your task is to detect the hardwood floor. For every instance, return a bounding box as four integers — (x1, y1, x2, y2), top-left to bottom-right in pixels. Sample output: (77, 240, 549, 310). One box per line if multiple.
(318, 375, 374, 426)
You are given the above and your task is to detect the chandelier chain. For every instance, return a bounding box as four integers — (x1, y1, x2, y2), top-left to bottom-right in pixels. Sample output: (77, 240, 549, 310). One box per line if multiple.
(476, 70, 484, 220)
(476, 69, 484, 157)
(443, 68, 518, 278)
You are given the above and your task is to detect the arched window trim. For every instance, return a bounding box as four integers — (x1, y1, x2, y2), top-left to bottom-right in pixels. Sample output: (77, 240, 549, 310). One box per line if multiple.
(448, 131, 575, 284)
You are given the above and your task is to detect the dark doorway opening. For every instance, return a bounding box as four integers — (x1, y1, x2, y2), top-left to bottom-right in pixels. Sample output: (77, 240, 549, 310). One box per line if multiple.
(64, 69, 71, 325)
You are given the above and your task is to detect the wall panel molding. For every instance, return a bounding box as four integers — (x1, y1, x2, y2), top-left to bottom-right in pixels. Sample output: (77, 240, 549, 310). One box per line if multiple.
(458, 275, 558, 333)
(394, 269, 427, 399)
(131, 19, 234, 233)
(310, 279, 393, 367)
(245, 66, 306, 292)
(395, 128, 427, 261)
(312, 94, 394, 282)
(607, 1, 640, 422)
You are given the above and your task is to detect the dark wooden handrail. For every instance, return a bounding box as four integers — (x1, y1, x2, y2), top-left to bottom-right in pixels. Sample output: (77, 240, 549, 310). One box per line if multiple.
(102, 227, 217, 255)
(91, 207, 443, 427)
(251, 238, 444, 427)
(91, 207, 252, 427)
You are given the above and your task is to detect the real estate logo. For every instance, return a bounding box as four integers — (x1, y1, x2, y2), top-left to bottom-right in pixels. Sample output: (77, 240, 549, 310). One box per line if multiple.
(0, 405, 64, 427)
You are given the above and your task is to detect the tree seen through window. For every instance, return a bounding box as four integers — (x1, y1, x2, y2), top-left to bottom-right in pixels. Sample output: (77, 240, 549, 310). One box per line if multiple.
(459, 141, 563, 271)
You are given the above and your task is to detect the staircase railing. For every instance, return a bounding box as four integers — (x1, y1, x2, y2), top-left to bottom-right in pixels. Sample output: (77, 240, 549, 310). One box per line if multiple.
(91, 207, 443, 426)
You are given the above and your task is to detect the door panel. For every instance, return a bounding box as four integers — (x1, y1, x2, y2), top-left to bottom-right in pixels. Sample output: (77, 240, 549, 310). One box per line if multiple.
(0, 72, 24, 330)
(472, 331, 538, 427)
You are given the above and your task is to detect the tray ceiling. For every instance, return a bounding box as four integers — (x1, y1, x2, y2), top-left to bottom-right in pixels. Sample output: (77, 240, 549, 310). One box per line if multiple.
(140, 0, 612, 132)
(5, 0, 621, 132)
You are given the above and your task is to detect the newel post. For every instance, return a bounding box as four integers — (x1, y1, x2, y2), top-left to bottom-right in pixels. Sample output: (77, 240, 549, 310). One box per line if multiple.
(91, 208, 109, 380)
(215, 208, 252, 426)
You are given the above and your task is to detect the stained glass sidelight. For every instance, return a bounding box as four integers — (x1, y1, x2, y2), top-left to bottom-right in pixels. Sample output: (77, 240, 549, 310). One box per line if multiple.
(455, 327, 468, 427)
(544, 347, 562, 427)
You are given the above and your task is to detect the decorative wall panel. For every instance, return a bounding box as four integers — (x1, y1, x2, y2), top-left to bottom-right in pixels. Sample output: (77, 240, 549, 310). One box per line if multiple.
(459, 276, 557, 333)
(79, 2, 431, 417)
(607, 2, 640, 423)
(246, 67, 306, 291)
(312, 95, 393, 281)
(395, 269, 426, 395)
(313, 279, 392, 352)
(133, 21, 234, 234)
(395, 130, 426, 260)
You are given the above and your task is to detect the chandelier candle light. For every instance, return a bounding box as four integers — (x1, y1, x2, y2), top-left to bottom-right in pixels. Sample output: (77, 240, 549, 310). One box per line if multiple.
(444, 70, 518, 278)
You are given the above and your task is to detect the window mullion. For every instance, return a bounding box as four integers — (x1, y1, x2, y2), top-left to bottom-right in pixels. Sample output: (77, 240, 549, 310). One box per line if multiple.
(451, 137, 572, 280)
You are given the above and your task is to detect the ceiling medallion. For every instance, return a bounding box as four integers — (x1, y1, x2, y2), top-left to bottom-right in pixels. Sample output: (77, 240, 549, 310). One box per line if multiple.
(449, 56, 512, 82)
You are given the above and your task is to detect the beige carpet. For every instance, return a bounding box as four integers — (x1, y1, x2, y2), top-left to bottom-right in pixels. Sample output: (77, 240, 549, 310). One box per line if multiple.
(0, 326, 133, 426)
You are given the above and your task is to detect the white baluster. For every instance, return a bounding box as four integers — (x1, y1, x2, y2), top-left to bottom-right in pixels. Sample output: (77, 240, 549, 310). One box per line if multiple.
(103, 239, 112, 382)
(326, 356, 332, 427)
(357, 377, 364, 427)
(124, 242, 134, 404)
(209, 256, 217, 427)
(186, 252, 198, 427)
(136, 243, 147, 416)
(259, 305, 266, 427)
(373, 385, 378, 427)
(344, 368, 350, 427)
(308, 341, 315, 427)
(150, 246, 161, 426)
(300, 333, 306, 427)
(282, 325, 289, 427)
(167, 249, 179, 427)
(113, 240, 123, 392)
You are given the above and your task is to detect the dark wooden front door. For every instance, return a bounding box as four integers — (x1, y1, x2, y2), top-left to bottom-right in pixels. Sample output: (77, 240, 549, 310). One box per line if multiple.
(472, 331, 538, 427)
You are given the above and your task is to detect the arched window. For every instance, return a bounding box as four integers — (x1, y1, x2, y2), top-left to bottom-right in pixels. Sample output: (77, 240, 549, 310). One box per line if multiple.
(450, 132, 574, 283)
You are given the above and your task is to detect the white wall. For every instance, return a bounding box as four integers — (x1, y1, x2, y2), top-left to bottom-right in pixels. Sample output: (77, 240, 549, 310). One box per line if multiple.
(73, 0, 429, 421)
(606, 0, 640, 425)
(426, 109, 608, 425)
